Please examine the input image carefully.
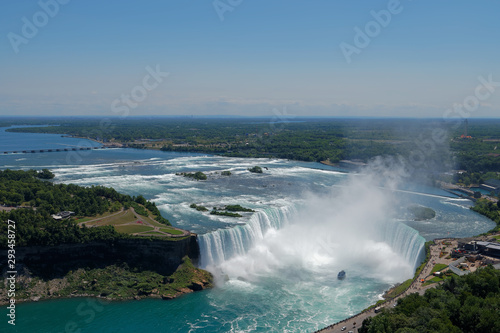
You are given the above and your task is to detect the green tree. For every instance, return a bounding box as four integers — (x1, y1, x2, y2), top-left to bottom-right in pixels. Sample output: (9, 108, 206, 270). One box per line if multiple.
(248, 166, 263, 173)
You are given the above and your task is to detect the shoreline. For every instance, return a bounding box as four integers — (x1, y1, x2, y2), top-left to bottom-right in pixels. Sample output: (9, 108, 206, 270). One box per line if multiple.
(1, 252, 213, 307)
(3, 131, 499, 330)
(0, 285, 208, 307)
(314, 239, 444, 333)
(316, 232, 500, 332)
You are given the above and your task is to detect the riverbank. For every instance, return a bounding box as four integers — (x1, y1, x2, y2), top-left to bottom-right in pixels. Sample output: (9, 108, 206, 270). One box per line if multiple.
(316, 233, 500, 333)
(315, 239, 450, 332)
(0, 256, 212, 306)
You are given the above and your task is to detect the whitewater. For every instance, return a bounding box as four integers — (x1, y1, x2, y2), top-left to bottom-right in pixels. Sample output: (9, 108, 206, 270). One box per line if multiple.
(0, 141, 496, 332)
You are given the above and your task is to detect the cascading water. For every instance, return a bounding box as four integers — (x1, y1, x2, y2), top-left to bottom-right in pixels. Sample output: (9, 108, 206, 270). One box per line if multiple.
(381, 221, 426, 271)
(199, 205, 297, 268)
(2, 140, 498, 333)
(199, 201, 426, 284)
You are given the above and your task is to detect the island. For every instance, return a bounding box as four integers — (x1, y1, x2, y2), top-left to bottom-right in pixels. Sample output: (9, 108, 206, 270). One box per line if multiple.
(407, 205, 436, 221)
(2, 118, 500, 331)
(248, 166, 263, 173)
(176, 171, 207, 181)
(0, 169, 212, 304)
(190, 203, 255, 218)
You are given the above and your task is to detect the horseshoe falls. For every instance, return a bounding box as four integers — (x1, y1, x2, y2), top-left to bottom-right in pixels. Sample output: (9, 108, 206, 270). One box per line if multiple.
(381, 221, 426, 272)
(199, 207, 426, 280)
(199, 206, 297, 268)
(2, 147, 495, 333)
(198, 174, 427, 293)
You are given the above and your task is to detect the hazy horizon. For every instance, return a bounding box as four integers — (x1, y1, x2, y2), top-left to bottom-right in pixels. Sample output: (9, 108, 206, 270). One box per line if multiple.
(2, 1, 500, 118)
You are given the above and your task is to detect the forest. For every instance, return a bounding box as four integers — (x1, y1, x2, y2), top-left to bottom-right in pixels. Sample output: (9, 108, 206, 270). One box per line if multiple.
(359, 266, 500, 333)
(471, 199, 500, 233)
(3, 117, 500, 172)
(455, 171, 500, 187)
(0, 169, 169, 247)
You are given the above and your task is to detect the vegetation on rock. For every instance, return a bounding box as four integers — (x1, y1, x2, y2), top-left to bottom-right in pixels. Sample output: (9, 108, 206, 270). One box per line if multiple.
(177, 171, 207, 181)
(248, 166, 263, 173)
(407, 206, 436, 221)
(225, 204, 255, 212)
(0, 256, 212, 303)
(210, 210, 242, 217)
(190, 203, 208, 212)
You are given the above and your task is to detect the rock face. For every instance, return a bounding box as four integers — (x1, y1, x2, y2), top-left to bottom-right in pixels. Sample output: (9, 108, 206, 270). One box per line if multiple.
(7, 235, 200, 278)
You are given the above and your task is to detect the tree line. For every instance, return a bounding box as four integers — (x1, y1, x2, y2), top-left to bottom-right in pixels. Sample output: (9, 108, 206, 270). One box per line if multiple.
(5, 118, 500, 170)
(0, 169, 170, 247)
(360, 266, 500, 333)
(471, 198, 500, 233)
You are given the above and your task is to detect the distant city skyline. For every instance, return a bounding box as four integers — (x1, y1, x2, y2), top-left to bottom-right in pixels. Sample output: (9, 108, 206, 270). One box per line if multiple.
(1, 1, 500, 118)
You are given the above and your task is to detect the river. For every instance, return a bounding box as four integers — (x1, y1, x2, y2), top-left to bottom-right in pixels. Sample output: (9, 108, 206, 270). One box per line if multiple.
(0, 128, 495, 332)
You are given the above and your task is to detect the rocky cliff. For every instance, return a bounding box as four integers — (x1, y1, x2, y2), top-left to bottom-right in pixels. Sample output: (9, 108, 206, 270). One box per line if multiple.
(5, 235, 200, 279)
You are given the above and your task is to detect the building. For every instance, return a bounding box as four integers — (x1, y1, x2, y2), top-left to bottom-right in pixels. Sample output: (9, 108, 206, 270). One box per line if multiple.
(454, 240, 500, 259)
(51, 211, 75, 220)
(476, 241, 500, 259)
(480, 179, 500, 195)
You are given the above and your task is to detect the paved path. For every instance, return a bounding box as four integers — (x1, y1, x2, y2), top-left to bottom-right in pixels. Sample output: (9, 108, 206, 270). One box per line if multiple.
(77, 208, 126, 226)
(76, 208, 189, 237)
(127, 208, 190, 238)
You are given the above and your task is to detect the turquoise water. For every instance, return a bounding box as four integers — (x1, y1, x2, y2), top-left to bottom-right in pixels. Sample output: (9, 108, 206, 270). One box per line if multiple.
(0, 131, 496, 332)
(470, 187, 495, 196)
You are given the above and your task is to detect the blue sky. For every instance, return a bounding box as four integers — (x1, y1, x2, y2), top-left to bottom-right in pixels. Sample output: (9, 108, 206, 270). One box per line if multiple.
(1, 0, 500, 118)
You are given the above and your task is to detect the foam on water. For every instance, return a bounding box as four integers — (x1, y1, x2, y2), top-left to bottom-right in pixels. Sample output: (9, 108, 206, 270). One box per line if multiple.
(199, 205, 297, 269)
(3, 147, 496, 333)
(199, 172, 427, 296)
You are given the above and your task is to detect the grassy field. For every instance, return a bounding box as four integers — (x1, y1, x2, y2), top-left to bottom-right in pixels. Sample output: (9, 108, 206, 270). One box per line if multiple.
(384, 279, 413, 299)
(159, 227, 184, 235)
(139, 232, 165, 236)
(430, 263, 448, 274)
(114, 224, 154, 234)
(87, 210, 136, 226)
(74, 217, 93, 223)
(423, 272, 457, 286)
(76, 206, 186, 237)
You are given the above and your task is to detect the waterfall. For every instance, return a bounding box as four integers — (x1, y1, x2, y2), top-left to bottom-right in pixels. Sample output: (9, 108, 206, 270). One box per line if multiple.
(381, 221, 426, 270)
(198, 205, 297, 268)
(199, 204, 426, 278)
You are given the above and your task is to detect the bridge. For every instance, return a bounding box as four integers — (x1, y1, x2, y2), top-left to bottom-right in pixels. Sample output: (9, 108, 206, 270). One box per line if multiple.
(1, 146, 113, 155)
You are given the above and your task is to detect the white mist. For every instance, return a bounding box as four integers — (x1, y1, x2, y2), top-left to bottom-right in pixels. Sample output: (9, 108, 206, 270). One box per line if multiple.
(200, 169, 425, 286)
